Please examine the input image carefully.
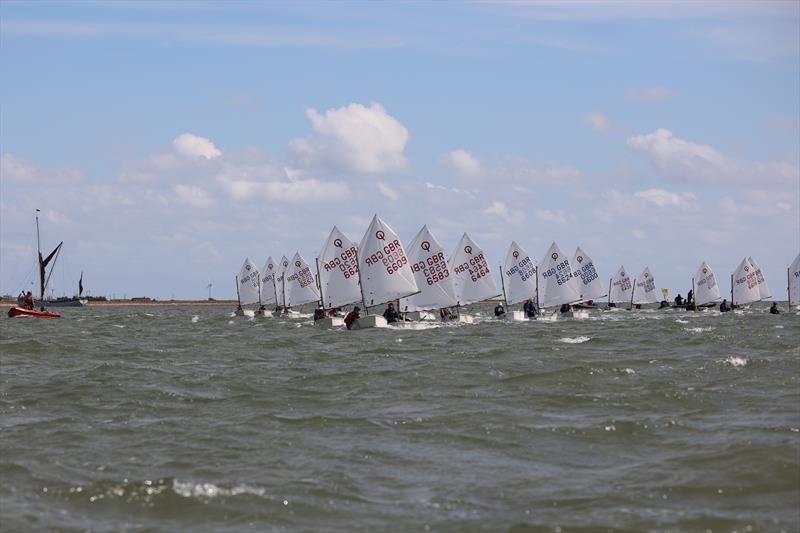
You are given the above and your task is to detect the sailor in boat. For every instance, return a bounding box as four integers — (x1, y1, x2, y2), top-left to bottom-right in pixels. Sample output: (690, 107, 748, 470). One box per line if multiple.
(634, 304, 642, 310)
(313, 306, 326, 321)
(659, 300, 669, 309)
(23, 291, 35, 310)
(439, 307, 455, 321)
(523, 299, 537, 318)
(494, 303, 506, 317)
(382, 302, 402, 324)
(770, 302, 780, 315)
(559, 303, 571, 313)
(687, 289, 694, 305)
(720, 299, 730, 312)
(328, 307, 343, 317)
(674, 294, 684, 306)
(344, 306, 360, 330)
(608, 302, 617, 308)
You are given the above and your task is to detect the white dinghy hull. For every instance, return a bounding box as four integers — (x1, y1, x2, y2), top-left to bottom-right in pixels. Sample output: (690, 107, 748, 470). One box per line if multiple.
(315, 317, 345, 328)
(562, 310, 590, 319)
(353, 315, 389, 330)
(508, 310, 527, 321)
(457, 314, 475, 324)
(404, 310, 437, 321)
(256, 309, 273, 317)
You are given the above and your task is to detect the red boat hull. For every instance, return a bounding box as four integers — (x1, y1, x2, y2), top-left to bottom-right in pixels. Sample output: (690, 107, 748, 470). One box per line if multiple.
(7, 306, 61, 318)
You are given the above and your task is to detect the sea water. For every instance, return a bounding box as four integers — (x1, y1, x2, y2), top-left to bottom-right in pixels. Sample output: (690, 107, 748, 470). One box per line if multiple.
(1, 303, 798, 532)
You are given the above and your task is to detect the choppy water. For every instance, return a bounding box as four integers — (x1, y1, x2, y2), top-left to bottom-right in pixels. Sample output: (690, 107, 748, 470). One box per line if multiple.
(1, 303, 798, 532)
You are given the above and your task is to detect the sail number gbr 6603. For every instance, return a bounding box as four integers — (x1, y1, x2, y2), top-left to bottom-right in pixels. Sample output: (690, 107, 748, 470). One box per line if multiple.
(454, 253, 490, 283)
(411, 251, 450, 285)
(365, 239, 409, 275)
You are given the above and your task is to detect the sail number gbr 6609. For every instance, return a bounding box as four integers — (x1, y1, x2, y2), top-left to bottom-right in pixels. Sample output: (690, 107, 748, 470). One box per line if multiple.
(365, 239, 408, 275)
(454, 253, 490, 283)
(411, 251, 450, 285)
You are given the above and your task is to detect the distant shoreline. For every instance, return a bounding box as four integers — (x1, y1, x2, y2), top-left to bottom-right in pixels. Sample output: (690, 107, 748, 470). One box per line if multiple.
(0, 299, 239, 308)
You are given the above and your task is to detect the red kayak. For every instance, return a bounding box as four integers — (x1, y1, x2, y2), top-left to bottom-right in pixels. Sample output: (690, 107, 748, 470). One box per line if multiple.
(7, 306, 61, 318)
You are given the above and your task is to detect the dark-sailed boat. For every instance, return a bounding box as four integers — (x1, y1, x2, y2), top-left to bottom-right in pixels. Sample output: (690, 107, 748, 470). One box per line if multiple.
(8, 211, 63, 318)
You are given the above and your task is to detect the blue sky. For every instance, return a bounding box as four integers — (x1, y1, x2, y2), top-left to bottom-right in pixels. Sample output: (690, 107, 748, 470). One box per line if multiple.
(1, 1, 798, 301)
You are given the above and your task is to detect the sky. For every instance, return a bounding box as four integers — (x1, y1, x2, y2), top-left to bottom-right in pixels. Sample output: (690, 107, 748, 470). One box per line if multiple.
(1, 0, 798, 301)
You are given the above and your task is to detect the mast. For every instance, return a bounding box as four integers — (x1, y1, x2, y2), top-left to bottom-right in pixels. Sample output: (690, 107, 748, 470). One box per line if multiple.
(788, 266, 791, 308)
(535, 267, 540, 315)
(257, 271, 263, 308)
(36, 210, 43, 300)
(235, 275, 241, 306)
(316, 257, 325, 309)
(629, 278, 636, 310)
(608, 277, 613, 306)
(730, 273, 734, 308)
(354, 247, 369, 315)
(500, 263, 509, 307)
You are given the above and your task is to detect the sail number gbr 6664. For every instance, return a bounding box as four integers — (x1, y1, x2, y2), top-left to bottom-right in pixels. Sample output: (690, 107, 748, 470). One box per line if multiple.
(454, 252, 491, 283)
(365, 239, 409, 275)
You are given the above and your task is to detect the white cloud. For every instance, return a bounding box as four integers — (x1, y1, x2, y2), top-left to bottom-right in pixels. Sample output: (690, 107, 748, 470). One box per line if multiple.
(627, 128, 798, 187)
(173, 184, 215, 208)
(1, 153, 83, 184)
(289, 103, 409, 174)
(624, 86, 673, 101)
(377, 182, 398, 201)
(439, 149, 485, 179)
(584, 111, 611, 132)
(634, 188, 697, 209)
(631, 228, 647, 240)
(173, 133, 222, 160)
(482, 201, 524, 225)
(534, 209, 571, 224)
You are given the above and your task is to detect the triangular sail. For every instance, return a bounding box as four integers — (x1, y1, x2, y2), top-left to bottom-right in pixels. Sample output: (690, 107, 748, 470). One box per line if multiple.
(732, 257, 761, 305)
(400, 225, 458, 311)
(39, 242, 63, 300)
(237, 258, 261, 306)
(632, 267, 658, 304)
(572, 247, 605, 301)
(789, 253, 800, 306)
(449, 233, 500, 306)
(260, 257, 278, 305)
(285, 253, 321, 307)
(538, 242, 581, 308)
(747, 256, 771, 300)
(694, 261, 721, 305)
(502, 241, 537, 305)
(318, 226, 361, 309)
(358, 215, 419, 307)
(609, 265, 633, 304)
(276, 256, 289, 306)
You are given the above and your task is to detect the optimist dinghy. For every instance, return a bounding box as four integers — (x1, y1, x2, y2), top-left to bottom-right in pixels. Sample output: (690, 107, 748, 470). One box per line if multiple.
(449, 233, 500, 323)
(538, 242, 584, 319)
(315, 226, 361, 328)
(400, 225, 458, 322)
(500, 241, 539, 321)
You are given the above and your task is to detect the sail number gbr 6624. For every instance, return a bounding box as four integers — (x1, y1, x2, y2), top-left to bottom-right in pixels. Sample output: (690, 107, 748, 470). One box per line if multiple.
(365, 239, 409, 275)
(411, 251, 450, 285)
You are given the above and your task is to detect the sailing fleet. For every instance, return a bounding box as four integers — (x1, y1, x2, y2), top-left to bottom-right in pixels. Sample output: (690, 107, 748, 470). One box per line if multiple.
(231, 214, 800, 328)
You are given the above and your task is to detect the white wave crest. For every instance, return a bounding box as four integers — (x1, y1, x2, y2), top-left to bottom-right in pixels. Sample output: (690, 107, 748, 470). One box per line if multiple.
(684, 327, 713, 333)
(722, 356, 748, 367)
(172, 480, 267, 498)
(559, 336, 591, 344)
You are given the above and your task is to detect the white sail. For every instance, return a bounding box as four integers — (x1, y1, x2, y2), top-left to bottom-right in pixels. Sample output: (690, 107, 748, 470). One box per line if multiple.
(694, 261, 721, 305)
(449, 233, 500, 306)
(259, 256, 278, 305)
(632, 266, 659, 304)
(237, 258, 261, 306)
(747, 256, 772, 300)
(538, 241, 581, 308)
(285, 252, 320, 307)
(572, 246, 605, 301)
(789, 253, 800, 305)
(400, 225, 457, 311)
(732, 257, 761, 305)
(358, 215, 419, 307)
(501, 241, 537, 305)
(318, 226, 361, 309)
(609, 265, 633, 304)
(276, 255, 289, 307)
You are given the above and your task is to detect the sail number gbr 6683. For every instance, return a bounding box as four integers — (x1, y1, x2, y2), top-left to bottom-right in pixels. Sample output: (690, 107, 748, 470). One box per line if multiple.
(365, 239, 409, 275)
(411, 251, 450, 285)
